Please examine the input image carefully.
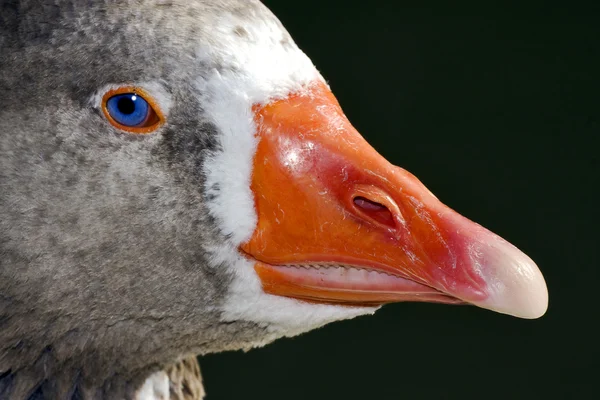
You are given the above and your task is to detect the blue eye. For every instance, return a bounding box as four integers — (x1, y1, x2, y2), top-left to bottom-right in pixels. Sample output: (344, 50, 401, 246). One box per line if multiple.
(106, 93, 150, 127)
(102, 87, 163, 134)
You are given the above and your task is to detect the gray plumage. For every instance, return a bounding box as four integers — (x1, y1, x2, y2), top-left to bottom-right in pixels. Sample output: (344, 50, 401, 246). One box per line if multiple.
(0, 1, 283, 398)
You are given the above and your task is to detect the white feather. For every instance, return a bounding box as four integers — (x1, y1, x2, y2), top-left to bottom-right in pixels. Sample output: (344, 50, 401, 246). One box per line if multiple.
(197, 11, 378, 343)
(135, 370, 170, 400)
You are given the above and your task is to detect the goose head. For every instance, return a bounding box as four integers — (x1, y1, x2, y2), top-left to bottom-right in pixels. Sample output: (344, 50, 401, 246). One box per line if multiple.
(0, 0, 548, 397)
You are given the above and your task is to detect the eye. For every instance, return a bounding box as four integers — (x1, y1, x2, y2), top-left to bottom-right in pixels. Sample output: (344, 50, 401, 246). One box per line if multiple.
(101, 87, 164, 134)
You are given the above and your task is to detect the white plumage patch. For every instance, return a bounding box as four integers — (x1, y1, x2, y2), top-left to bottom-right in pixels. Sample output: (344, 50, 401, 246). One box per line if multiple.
(197, 10, 318, 246)
(197, 9, 377, 342)
(135, 370, 170, 400)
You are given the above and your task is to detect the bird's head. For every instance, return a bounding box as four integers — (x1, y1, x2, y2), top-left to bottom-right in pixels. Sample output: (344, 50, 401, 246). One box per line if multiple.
(0, 0, 547, 373)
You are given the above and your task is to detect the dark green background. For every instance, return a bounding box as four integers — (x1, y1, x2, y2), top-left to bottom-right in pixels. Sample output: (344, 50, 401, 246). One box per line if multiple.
(202, 2, 599, 399)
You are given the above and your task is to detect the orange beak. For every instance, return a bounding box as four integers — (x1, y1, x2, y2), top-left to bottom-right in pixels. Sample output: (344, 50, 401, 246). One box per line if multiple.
(241, 81, 548, 319)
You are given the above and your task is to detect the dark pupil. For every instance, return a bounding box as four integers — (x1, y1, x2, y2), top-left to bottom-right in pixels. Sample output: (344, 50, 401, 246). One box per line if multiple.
(117, 96, 136, 115)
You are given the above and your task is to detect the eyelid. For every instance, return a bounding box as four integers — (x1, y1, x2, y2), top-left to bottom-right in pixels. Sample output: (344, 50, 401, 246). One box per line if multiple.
(101, 86, 165, 134)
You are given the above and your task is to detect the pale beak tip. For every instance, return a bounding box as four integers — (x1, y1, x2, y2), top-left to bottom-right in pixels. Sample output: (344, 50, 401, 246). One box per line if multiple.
(473, 237, 549, 319)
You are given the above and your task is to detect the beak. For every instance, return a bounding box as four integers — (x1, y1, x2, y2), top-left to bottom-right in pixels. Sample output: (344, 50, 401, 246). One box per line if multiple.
(241, 81, 548, 319)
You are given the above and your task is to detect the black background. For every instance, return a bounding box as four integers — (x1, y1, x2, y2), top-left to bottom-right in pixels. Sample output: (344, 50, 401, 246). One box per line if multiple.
(202, 1, 599, 399)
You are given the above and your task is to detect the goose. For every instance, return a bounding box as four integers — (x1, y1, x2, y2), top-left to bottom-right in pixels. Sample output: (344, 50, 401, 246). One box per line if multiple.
(0, 1, 549, 399)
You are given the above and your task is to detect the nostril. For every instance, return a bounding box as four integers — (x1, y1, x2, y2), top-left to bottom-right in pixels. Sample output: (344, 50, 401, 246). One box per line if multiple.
(353, 196, 396, 228)
(354, 197, 386, 211)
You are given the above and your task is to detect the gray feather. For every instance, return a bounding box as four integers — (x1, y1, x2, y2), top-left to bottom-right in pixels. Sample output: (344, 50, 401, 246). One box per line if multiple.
(1, 1, 273, 398)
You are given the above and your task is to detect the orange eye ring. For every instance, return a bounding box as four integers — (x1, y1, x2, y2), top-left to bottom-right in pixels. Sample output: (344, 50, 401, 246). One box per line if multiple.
(101, 86, 165, 134)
